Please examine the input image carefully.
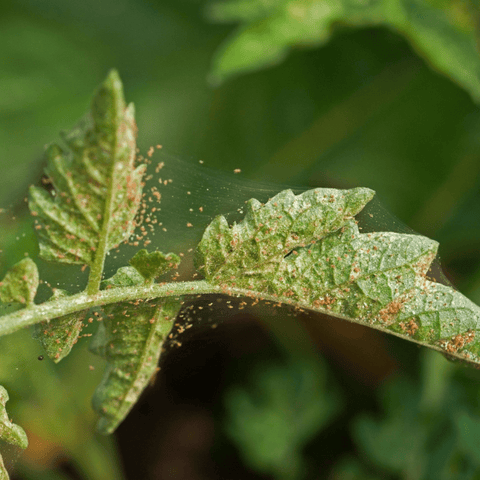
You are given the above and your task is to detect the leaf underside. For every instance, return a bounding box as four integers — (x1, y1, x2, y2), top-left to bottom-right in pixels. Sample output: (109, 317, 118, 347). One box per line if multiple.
(0, 258, 38, 305)
(29, 70, 145, 265)
(28, 70, 147, 362)
(91, 297, 182, 435)
(33, 289, 87, 363)
(129, 249, 181, 282)
(91, 261, 182, 435)
(196, 187, 480, 366)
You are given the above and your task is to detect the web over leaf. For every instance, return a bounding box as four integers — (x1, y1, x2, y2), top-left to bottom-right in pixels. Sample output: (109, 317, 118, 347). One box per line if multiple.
(1, 70, 480, 443)
(32, 289, 87, 363)
(27, 70, 147, 362)
(196, 187, 480, 365)
(195, 187, 375, 284)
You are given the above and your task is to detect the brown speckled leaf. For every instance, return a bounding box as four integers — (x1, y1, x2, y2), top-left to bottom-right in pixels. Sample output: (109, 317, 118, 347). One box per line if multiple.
(196, 187, 480, 366)
(29, 70, 145, 265)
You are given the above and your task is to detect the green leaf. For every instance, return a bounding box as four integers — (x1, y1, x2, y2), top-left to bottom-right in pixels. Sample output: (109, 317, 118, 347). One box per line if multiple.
(351, 361, 480, 478)
(33, 289, 87, 363)
(224, 358, 339, 480)
(28, 69, 145, 293)
(0, 258, 38, 305)
(91, 298, 181, 434)
(24, 70, 146, 362)
(0, 456, 7, 480)
(91, 270, 182, 434)
(353, 377, 427, 474)
(196, 187, 480, 366)
(392, 282, 480, 356)
(0, 385, 28, 480)
(277, 219, 438, 320)
(195, 186, 375, 281)
(0, 386, 28, 448)
(207, 0, 480, 103)
(129, 249, 181, 282)
(100, 266, 145, 289)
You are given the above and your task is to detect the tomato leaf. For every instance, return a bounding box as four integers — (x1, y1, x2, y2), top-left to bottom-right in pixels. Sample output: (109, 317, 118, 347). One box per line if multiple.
(91, 267, 182, 434)
(0, 258, 38, 306)
(33, 289, 87, 363)
(29, 70, 145, 275)
(129, 249, 181, 282)
(196, 187, 480, 366)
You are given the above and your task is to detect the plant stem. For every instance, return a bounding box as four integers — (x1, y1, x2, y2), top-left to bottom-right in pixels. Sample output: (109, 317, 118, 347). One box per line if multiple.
(0, 278, 469, 367)
(0, 280, 217, 337)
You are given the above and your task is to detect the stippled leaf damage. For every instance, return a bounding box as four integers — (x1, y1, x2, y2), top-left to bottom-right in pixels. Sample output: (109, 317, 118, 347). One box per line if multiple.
(196, 188, 480, 365)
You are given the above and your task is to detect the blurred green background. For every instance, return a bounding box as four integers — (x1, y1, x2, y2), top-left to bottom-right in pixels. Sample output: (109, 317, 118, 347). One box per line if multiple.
(2, 0, 480, 479)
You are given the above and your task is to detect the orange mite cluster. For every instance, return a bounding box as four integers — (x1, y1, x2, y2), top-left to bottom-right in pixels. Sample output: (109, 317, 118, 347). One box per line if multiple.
(439, 330, 475, 354)
(122, 145, 174, 249)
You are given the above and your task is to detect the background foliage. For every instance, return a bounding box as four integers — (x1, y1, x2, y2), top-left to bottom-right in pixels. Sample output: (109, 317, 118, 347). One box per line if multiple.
(2, 0, 480, 478)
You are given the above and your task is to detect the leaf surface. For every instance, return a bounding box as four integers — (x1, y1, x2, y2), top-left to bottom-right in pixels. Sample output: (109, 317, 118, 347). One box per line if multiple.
(101, 266, 145, 289)
(29, 70, 145, 267)
(91, 298, 181, 434)
(129, 249, 181, 282)
(0, 258, 38, 306)
(195, 186, 375, 280)
(197, 187, 480, 366)
(0, 387, 27, 449)
(33, 289, 87, 363)
(28, 69, 146, 362)
(91, 256, 182, 434)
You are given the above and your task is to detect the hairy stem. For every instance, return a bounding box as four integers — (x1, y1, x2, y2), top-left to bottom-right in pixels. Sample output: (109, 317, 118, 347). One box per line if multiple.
(0, 280, 216, 337)
(0, 279, 468, 365)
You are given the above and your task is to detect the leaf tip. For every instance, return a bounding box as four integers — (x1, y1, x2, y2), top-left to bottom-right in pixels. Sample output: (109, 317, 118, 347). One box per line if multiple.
(92, 69, 127, 129)
(345, 187, 375, 217)
(104, 69, 123, 91)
